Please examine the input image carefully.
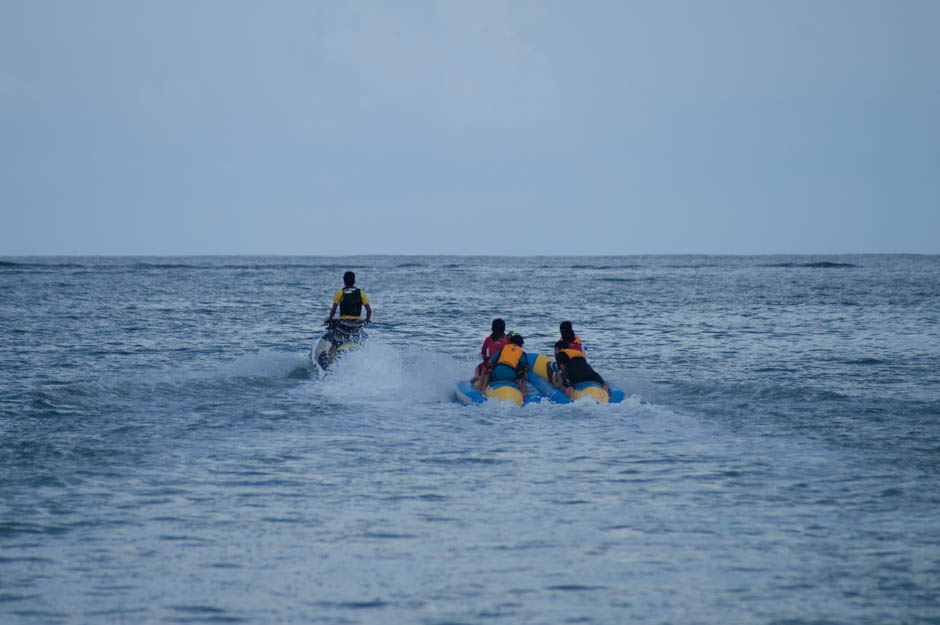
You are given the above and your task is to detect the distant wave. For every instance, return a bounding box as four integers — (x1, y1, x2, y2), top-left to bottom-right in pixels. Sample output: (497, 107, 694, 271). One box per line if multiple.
(569, 264, 643, 270)
(2, 260, 326, 272)
(0, 260, 88, 271)
(1, 259, 359, 272)
(131, 262, 199, 270)
(841, 358, 887, 366)
(760, 261, 857, 268)
(599, 276, 653, 283)
(127, 262, 329, 271)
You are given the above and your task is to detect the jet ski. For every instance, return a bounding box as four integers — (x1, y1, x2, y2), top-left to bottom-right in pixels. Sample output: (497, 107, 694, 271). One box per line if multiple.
(311, 319, 367, 371)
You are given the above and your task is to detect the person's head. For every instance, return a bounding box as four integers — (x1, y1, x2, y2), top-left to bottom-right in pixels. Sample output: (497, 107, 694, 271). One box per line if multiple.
(343, 271, 356, 287)
(556, 351, 571, 368)
(554, 340, 567, 354)
(510, 334, 524, 347)
(560, 321, 575, 343)
(491, 318, 505, 338)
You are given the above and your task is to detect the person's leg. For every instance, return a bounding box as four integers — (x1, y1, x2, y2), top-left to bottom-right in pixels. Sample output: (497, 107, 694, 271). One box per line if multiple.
(476, 369, 491, 392)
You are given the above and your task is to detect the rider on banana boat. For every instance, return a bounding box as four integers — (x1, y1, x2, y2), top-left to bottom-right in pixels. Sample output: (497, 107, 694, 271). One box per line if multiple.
(476, 333, 528, 394)
(553, 346, 610, 400)
(470, 318, 509, 389)
(558, 320, 585, 354)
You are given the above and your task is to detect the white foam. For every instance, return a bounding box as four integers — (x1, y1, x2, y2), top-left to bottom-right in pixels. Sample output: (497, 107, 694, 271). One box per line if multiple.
(315, 339, 468, 405)
(217, 349, 308, 379)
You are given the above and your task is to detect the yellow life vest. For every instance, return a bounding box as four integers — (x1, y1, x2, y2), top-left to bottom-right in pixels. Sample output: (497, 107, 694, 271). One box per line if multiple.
(497, 344, 524, 369)
(560, 348, 586, 362)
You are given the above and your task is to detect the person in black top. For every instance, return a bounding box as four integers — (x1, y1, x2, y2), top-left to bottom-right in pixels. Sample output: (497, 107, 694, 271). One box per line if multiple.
(554, 348, 609, 399)
(326, 271, 372, 324)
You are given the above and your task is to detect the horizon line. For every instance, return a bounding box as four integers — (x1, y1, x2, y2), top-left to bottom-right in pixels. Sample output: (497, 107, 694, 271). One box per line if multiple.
(3, 252, 938, 258)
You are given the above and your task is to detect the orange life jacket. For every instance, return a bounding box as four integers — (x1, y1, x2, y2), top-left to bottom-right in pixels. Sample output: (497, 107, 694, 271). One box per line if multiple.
(497, 344, 524, 369)
(560, 348, 586, 362)
(568, 335, 584, 353)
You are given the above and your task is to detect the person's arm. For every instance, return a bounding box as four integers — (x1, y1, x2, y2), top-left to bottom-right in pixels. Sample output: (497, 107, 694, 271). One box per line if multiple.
(364, 303, 372, 323)
(327, 289, 342, 323)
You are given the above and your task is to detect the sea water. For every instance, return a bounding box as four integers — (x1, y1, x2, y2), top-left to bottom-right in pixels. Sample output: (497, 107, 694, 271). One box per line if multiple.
(1, 255, 938, 624)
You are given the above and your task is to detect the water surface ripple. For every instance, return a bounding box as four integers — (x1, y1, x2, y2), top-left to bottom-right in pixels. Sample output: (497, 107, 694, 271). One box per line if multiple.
(1, 255, 938, 624)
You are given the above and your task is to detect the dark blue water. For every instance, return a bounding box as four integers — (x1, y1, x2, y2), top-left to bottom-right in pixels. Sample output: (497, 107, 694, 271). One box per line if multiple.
(2, 255, 939, 624)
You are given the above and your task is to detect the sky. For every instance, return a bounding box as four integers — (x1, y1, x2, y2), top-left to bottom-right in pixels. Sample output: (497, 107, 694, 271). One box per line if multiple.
(1, 0, 938, 256)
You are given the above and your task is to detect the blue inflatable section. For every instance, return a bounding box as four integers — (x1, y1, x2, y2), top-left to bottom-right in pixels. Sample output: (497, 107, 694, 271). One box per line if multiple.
(525, 371, 570, 403)
(455, 380, 486, 404)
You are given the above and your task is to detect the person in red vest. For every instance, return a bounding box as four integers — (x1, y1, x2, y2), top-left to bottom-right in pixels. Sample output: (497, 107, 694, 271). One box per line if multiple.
(471, 318, 509, 389)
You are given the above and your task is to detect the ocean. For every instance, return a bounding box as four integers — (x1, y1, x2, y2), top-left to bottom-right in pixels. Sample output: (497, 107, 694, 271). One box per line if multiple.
(1, 255, 938, 624)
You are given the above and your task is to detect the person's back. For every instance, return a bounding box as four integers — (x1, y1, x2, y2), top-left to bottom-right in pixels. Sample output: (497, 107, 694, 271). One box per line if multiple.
(337, 286, 364, 319)
(327, 271, 372, 324)
(492, 345, 526, 381)
(471, 319, 509, 388)
(486, 334, 528, 393)
(556, 349, 604, 387)
(481, 319, 508, 361)
(559, 321, 585, 354)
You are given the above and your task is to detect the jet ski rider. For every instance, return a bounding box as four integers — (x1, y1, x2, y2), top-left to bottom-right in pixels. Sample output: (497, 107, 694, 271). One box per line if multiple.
(322, 271, 372, 364)
(326, 271, 372, 325)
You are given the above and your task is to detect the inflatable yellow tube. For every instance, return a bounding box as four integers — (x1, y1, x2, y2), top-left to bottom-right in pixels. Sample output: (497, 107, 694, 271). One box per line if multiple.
(571, 385, 610, 403)
(485, 384, 524, 407)
(531, 354, 554, 380)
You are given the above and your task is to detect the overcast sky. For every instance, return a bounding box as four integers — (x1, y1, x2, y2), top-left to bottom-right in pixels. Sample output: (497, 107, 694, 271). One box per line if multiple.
(1, 0, 937, 255)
